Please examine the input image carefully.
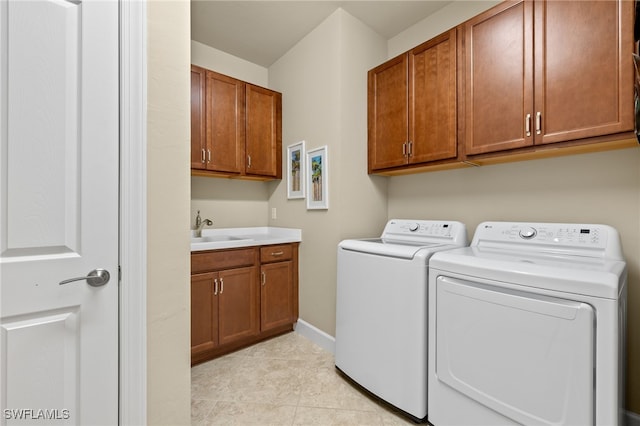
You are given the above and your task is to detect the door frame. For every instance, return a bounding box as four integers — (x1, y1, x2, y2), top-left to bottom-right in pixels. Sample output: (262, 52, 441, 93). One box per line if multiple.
(120, 0, 147, 423)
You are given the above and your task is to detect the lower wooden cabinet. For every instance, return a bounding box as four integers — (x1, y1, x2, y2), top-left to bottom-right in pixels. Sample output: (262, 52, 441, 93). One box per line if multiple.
(260, 244, 298, 332)
(191, 272, 218, 356)
(191, 243, 299, 365)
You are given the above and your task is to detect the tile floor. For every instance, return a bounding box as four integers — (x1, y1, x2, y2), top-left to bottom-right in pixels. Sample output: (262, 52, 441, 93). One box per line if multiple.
(191, 331, 418, 425)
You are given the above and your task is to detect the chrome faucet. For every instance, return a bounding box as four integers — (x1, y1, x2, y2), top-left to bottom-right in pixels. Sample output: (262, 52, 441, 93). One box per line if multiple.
(195, 210, 213, 237)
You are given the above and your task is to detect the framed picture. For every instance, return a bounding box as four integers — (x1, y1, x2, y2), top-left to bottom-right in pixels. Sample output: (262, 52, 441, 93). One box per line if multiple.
(306, 146, 328, 210)
(287, 141, 306, 199)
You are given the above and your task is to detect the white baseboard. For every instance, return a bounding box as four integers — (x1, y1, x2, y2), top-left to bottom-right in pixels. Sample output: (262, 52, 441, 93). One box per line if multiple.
(628, 410, 640, 426)
(294, 319, 335, 355)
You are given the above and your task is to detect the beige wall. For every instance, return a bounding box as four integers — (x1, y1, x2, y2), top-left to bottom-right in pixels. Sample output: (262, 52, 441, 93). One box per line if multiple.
(191, 177, 270, 229)
(386, 1, 640, 415)
(147, 0, 191, 423)
(266, 9, 388, 336)
(191, 40, 268, 87)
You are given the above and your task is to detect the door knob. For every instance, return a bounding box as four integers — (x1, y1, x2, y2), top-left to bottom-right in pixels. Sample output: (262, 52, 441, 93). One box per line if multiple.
(59, 268, 111, 287)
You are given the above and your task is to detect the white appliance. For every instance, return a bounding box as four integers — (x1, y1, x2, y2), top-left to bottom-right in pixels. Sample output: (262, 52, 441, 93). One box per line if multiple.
(428, 221, 627, 426)
(335, 219, 468, 421)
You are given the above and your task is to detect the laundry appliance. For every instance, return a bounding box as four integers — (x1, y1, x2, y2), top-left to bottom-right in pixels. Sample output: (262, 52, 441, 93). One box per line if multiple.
(428, 221, 627, 426)
(335, 219, 468, 421)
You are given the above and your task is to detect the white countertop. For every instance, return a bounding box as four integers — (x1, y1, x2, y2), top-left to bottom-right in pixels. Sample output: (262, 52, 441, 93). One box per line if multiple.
(190, 227, 302, 252)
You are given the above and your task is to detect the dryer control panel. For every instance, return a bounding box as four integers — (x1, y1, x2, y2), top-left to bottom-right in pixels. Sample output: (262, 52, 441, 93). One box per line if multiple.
(473, 222, 624, 260)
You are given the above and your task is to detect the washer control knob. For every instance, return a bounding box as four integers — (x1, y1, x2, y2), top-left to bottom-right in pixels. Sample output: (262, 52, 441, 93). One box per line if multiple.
(519, 227, 537, 239)
(409, 223, 420, 232)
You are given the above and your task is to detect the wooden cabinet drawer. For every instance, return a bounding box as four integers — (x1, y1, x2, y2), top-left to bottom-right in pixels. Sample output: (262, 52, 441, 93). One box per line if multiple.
(260, 244, 293, 263)
(191, 248, 258, 274)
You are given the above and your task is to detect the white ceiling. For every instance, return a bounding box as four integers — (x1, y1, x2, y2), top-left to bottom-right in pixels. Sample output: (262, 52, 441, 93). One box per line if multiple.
(191, 1, 453, 67)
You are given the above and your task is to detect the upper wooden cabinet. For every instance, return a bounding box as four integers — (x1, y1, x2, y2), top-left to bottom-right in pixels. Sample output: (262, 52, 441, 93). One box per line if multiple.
(368, 0, 636, 176)
(368, 28, 458, 173)
(205, 70, 245, 174)
(245, 84, 282, 178)
(191, 66, 282, 180)
(368, 54, 408, 171)
(410, 29, 458, 165)
(191, 65, 207, 169)
(464, 0, 634, 156)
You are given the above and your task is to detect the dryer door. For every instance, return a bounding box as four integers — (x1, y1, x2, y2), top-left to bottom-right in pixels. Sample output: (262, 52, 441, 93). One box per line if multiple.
(435, 276, 594, 425)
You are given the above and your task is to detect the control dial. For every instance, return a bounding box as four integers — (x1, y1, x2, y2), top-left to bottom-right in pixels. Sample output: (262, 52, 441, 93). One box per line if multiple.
(519, 227, 537, 239)
(409, 223, 420, 232)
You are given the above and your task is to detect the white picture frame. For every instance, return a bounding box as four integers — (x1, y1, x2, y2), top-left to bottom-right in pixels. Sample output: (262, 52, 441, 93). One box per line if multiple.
(306, 146, 329, 210)
(287, 141, 305, 199)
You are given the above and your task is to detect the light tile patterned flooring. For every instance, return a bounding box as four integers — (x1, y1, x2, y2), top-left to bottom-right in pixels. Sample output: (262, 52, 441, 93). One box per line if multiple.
(191, 331, 417, 425)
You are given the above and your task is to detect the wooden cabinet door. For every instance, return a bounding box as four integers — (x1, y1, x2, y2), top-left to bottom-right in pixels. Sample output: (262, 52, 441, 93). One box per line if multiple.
(534, 0, 634, 145)
(205, 70, 245, 174)
(260, 261, 294, 331)
(368, 54, 409, 172)
(409, 28, 457, 163)
(245, 84, 282, 178)
(218, 266, 259, 345)
(464, 1, 534, 155)
(191, 272, 218, 356)
(191, 65, 207, 169)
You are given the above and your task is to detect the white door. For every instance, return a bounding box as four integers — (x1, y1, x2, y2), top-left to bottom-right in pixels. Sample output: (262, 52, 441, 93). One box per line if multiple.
(0, 0, 119, 424)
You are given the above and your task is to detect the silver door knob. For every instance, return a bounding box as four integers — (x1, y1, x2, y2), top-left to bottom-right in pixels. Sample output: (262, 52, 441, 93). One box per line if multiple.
(59, 269, 111, 287)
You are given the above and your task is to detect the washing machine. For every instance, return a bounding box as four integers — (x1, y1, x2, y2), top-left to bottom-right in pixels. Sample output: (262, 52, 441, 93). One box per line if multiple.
(428, 221, 627, 426)
(335, 219, 468, 421)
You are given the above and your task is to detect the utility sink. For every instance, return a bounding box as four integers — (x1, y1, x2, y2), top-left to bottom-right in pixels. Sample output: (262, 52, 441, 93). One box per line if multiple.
(190, 233, 255, 250)
(190, 227, 301, 252)
(191, 235, 251, 243)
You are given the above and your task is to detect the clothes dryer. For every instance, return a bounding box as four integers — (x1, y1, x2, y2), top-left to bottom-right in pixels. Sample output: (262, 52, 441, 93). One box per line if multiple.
(428, 221, 627, 426)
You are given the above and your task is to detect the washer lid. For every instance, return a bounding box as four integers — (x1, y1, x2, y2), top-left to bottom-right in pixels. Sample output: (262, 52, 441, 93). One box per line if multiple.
(339, 238, 446, 259)
(429, 246, 626, 299)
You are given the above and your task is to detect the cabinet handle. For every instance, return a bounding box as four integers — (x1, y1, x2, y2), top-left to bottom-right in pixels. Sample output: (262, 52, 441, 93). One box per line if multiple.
(201, 149, 206, 163)
(247, 154, 252, 168)
(407, 141, 413, 157)
(207, 150, 211, 163)
(261, 271, 266, 286)
(271, 251, 284, 257)
(213, 278, 218, 296)
(219, 278, 224, 294)
(525, 113, 531, 137)
(535, 112, 542, 135)
(402, 142, 407, 157)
